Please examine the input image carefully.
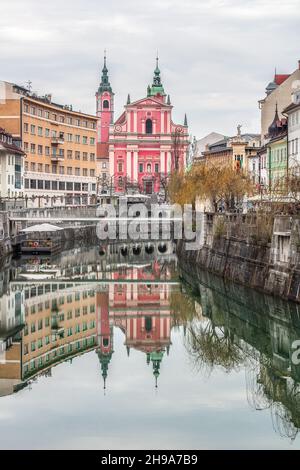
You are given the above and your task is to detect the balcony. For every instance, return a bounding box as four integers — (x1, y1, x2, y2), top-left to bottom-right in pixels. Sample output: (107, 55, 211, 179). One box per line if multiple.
(51, 136, 64, 145)
(51, 153, 64, 161)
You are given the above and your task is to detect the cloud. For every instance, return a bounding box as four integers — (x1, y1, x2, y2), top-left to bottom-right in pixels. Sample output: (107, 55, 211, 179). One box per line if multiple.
(1, 0, 300, 137)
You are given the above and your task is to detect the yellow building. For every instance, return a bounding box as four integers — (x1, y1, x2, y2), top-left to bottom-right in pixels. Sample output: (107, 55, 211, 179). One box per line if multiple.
(0, 81, 97, 207)
(21, 283, 97, 381)
(202, 130, 261, 174)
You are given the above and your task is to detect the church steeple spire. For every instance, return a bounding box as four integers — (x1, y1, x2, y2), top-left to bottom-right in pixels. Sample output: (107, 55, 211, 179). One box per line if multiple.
(98, 50, 112, 93)
(147, 55, 165, 98)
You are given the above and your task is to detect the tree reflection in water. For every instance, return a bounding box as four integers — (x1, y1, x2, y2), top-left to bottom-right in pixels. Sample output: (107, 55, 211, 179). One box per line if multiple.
(179, 262, 300, 442)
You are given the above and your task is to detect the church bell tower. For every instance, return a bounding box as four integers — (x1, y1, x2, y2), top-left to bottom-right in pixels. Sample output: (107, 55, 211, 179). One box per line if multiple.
(96, 51, 114, 144)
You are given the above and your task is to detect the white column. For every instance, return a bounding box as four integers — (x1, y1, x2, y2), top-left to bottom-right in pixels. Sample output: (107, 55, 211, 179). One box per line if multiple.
(126, 151, 131, 179)
(160, 151, 165, 174)
(109, 149, 114, 177)
(134, 111, 137, 133)
(133, 151, 138, 181)
(167, 112, 171, 134)
(167, 151, 171, 173)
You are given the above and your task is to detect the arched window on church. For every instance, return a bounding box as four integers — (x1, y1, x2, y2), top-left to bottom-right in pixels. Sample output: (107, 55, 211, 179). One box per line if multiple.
(145, 316, 152, 332)
(147, 163, 151, 173)
(145, 118, 153, 134)
(103, 100, 109, 109)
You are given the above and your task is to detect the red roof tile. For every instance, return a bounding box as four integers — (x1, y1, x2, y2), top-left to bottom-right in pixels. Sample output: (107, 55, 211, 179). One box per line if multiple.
(275, 74, 290, 85)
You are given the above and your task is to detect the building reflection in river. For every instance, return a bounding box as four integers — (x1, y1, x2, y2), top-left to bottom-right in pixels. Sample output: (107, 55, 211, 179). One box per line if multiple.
(0, 248, 179, 395)
(2, 246, 300, 442)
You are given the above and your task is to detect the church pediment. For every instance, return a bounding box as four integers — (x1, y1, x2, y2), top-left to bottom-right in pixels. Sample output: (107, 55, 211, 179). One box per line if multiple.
(128, 97, 169, 108)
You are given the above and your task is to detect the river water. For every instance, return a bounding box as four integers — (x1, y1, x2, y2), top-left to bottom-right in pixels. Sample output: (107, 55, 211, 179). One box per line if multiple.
(0, 243, 300, 449)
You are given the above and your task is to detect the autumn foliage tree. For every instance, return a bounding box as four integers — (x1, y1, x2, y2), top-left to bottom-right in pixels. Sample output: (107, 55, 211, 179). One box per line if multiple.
(168, 163, 254, 211)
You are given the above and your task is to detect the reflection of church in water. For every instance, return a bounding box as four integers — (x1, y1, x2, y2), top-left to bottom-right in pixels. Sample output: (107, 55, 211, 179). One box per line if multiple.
(96, 261, 174, 388)
(0, 252, 177, 395)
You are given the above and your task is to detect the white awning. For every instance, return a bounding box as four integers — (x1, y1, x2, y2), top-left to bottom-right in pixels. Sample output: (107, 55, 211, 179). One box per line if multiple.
(20, 223, 64, 233)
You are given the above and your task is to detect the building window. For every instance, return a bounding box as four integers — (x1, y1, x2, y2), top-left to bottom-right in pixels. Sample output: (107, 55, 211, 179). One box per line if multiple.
(118, 162, 123, 173)
(67, 150, 73, 159)
(83, 168, 88, 176)
(75, 135, 80, 143)
(103, 100, 109, 109)
(30, 143, 36, 154)
(155, 163, 159, 173)
(75, 151, 80, 160)
(146, 119, 153, 134)
(52, 181, 58, 190)
(59, 181, 65, 190)
(102, 162, 107, 169)
(90, 153, 95, 161)
(45, 180, 50, 189)
(75, 167, 80, 176)
(74, 182, 81, 191)
(147, 163, 151, 173)
(45, 128, 50, 137)
(30, 125, 36, 135)
(83, 136, 88, 144)
(83, 152, 88, 161)
(24, 123, 29, 133)
(38, 180, 43, 189)
(67, 182, 73, 191)
(45, 146, 50, 156)
(90, 169, 95, 177)
(38, 145, 43, 155)
(139, 163, 143, 173)
(90, 137, 95, 145)
(38, 127, 43, 136)
(38, 163, 43, 172)
(67, 167, 72, 175)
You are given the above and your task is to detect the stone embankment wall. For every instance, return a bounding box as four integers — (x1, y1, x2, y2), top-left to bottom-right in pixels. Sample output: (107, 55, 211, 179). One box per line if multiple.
(177, 213, 300, 303)
(0, 207, 99, 264)
(0, 212, 12, 260)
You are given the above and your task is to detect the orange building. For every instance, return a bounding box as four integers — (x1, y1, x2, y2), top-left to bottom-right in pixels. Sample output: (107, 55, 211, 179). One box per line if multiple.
(0, 81, 97, 207)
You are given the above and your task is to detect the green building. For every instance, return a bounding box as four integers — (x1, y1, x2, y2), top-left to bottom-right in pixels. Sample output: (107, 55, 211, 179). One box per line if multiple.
(267, 104, 288, 190)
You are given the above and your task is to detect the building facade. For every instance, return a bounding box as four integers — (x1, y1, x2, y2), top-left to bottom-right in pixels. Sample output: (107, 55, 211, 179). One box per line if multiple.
(266, 105, 288, 189)
(0, 81, 97, 207)
(202, 128, 261, 174)
(259, 60, 300, 144)
(0, 127, 25, 204)
(96, 57, 189, 194)
(283, 86, 300, 174)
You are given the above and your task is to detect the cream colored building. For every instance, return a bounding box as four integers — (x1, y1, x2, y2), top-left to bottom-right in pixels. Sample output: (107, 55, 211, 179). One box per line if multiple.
(259, 60, 300, 144)
(0, 81, 98, 207)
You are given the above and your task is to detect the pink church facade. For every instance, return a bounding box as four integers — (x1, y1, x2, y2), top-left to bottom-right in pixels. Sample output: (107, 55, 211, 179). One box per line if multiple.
(96, 56, 189, 194)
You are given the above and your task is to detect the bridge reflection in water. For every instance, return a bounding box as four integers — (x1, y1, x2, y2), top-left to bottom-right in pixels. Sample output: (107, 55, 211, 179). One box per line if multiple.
(1, 244, 300, 442)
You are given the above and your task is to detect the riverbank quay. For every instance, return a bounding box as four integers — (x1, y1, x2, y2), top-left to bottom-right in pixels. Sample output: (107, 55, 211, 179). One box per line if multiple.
(177, 212, 300, 303)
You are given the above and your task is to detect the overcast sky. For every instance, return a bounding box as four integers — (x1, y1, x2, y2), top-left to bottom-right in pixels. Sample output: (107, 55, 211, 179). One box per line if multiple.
(1, 0, 300, 138)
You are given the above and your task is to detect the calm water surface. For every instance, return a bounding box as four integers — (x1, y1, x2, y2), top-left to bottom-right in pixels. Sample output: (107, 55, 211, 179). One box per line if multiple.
(0, 244, 300, 449)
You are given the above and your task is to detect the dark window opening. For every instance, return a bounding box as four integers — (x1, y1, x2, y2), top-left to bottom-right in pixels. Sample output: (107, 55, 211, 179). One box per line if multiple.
(145, 119, 153, 134)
